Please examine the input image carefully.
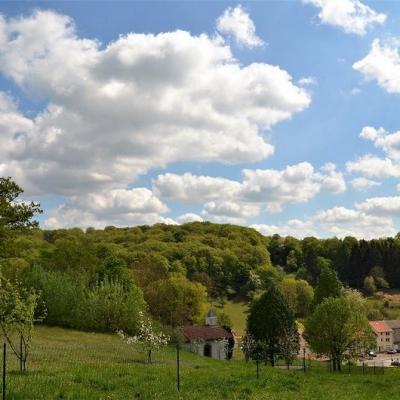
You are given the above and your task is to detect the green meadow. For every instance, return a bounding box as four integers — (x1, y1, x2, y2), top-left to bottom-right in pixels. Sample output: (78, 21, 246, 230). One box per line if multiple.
(2, 326, 399, 400)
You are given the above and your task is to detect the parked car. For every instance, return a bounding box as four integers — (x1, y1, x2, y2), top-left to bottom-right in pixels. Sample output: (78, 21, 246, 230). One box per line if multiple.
(368, 351, 377, 357)
(387, 349, 397, 354)
(391, 360, 400, 367)
(396, 349, 400, 353)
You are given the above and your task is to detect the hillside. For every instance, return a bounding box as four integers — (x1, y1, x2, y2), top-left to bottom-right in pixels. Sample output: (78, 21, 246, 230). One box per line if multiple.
(4, 326, 400, 400)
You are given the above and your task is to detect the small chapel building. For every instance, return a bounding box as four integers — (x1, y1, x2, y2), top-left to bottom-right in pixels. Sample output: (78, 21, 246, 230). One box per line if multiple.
(180, 310, 234, 360)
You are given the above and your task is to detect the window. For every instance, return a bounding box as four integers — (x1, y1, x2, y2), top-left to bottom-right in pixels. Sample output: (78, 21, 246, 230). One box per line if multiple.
(386, 338, 390, 342)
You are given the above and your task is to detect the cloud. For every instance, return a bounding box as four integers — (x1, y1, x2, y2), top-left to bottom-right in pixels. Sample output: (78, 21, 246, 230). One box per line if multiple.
(298, 77, 318, 86)
(176, 213, 204, 224)
(353, 39, 400, 93)
(253, 202, 396, 239)
(154, 162, 345, 220)
(153, 172, 241, 203)
(216, 5, 264, 47)
(202, 201, 260, 224)
(350, 177, 380, 191)
(355, 196, 400, 217)
(314, 206, 395, 239)
(347, 126, 400, 180)
(304, 0, 386, 35)
(347, 155, 400, 179)
(0, 10, 310, 199)
(44, 188, 172, 229)
(252, 219, 318, 238)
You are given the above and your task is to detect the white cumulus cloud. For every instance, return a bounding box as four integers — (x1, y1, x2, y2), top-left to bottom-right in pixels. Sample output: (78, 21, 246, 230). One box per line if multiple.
(0, 10, 310, 200)
(216, 5, 264, 47)
(304, 0, 386, 35)
(354, 39, 400, 94)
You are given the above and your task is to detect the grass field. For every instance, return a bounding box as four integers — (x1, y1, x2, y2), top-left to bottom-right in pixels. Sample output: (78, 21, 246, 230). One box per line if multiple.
(2, 326, 400, 399)
(212, 299, 248, 337)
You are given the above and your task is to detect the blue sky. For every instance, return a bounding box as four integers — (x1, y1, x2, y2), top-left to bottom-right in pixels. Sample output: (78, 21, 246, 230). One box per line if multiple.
(1, 0, 400, 238)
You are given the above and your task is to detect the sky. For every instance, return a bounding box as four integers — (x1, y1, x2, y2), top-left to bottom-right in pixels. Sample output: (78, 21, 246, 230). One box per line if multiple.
(1, 0, 400, 239)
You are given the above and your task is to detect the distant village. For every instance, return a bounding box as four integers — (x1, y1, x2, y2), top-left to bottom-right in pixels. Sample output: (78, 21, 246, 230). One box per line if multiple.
(180, 312, 400, 360)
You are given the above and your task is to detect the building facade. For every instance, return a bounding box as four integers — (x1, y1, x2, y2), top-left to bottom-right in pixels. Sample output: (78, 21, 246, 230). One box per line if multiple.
(384, 320, 400, 349)
(180, 310, 234, 360)
(369, 321, 394, 352)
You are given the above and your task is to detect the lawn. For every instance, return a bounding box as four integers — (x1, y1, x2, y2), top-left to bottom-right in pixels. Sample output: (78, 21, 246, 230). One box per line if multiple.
(2, 326, 400, 399)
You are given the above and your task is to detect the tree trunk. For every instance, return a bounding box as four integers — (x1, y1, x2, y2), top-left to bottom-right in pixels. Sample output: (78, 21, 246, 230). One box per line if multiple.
(270, 351, 275, 367)
(147, 350, 152, 364)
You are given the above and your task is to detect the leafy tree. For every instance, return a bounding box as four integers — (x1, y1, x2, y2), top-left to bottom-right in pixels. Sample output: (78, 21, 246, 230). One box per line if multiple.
(280, 277, 297, 311)
(313, 265, 342, 306)
(0, 177, 41, 239)
(118, 312, 169, 363)
(305, 290, 375, 371)
(370, 266, 389, 289)
(280, 277, 314, 317)
(246, 285, 299, 366)
(82, 279, 145, 334)
(363, 276, 376, 296)
(0, 273, 43, 371)
(295, 279, 314, 317)
(145, 275, 207, 327)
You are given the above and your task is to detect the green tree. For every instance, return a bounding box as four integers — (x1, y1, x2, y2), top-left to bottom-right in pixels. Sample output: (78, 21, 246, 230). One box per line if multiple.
(0, 177, 41, 236)
(305, 290, 375, 371)
(246, 285, 299, 366)
(0, 272, 43, 371)
(296, 279, 314, 317)
(363, 276, 376, 296)
(313, 265, 342, 306)
(145, 276, 207, 326)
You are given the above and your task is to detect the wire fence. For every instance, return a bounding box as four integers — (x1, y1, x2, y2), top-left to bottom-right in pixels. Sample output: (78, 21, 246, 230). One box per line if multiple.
(0, 339, 388, 399)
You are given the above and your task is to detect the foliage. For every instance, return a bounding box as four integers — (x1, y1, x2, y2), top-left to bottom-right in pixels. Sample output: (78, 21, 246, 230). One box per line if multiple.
(24, 266, 145, 334)
(313, 266, 342, 306)
(305, 290, 375, 371)
(280, 276, 314, 317)
(117, 311, 169, 363)
(246, 285, 299, 366)
(363, 276, 376, 296)
(0, 177, 42, 239)
(145, 275, 207, 327)
(0, 272, 44, 370)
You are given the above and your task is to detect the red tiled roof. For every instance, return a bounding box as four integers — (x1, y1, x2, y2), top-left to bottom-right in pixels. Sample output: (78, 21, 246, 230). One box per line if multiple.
(369, 320, 392, 333)
(181, 325, 233, 341)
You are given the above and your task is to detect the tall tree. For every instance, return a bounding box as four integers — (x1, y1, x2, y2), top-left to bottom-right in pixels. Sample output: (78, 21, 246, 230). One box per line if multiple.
(305, 290, 375, 371)
(246, 285, 299, 366)
(0, 177, 41, 239)
(313, 265, 342, 306)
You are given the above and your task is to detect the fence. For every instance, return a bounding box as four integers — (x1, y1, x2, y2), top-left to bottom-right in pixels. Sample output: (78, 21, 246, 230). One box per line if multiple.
(0, 338, 389, 399)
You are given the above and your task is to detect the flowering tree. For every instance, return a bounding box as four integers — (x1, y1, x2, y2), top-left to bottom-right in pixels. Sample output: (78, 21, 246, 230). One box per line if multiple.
(118, 312, 169, 363)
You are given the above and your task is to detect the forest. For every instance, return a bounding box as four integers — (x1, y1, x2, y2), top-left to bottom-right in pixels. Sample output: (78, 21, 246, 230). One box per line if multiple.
(2, 219, 400, 333)
(2, 177, 400, 336)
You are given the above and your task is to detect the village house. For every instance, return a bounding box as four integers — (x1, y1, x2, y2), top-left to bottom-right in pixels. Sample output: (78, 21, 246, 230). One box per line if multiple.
(180, 310, 234, 360)
(384, 320, 400, 349)
(369, 321, 394, 352)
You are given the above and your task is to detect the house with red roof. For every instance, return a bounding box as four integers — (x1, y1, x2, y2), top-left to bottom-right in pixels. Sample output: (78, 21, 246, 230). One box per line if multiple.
(181, 310, 234, 360)
(369, 320, 394, 352)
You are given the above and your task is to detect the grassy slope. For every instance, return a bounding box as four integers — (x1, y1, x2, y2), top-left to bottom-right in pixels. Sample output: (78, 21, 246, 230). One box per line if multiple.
(211, 299, 248, 337)
(3, 326, 400, 400)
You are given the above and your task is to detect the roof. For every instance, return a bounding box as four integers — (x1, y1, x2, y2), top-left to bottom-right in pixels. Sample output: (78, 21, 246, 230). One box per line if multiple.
(181, 325, 233, 342)
(369, 321, 393, 333)
(384, 320, 400, 329)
